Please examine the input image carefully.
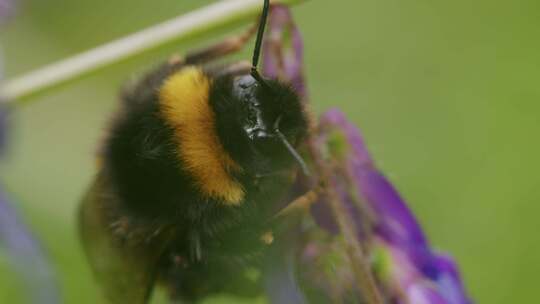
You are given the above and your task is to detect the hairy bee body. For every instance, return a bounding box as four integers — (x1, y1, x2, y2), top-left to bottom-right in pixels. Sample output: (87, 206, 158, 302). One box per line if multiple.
(79, 60, 308, 303)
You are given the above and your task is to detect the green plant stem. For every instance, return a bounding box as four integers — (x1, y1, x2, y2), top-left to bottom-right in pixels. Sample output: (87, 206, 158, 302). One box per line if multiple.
(0, 0, 305, 104)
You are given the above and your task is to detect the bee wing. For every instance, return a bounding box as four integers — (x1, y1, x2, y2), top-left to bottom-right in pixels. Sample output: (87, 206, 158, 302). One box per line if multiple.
(79, 173, 167, 304)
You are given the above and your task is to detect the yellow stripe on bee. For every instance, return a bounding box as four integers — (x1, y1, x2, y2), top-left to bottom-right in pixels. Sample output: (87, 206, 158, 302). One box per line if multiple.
(159, 67, 245, 205)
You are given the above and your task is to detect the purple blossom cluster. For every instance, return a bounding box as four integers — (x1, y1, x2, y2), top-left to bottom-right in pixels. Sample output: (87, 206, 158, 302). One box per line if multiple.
(316, 110, 472, 304)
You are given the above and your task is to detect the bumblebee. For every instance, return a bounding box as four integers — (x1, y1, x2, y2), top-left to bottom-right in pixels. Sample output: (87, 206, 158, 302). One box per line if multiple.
(79, 1, 310, 303)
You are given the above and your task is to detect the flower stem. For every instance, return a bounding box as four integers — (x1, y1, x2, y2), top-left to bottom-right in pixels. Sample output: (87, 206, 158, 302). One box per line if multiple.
(308, 138, 384, 304)
(0, 0, 306, 104)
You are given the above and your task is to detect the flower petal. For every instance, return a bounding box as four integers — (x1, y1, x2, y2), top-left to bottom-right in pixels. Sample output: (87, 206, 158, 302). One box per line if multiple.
(407, 282, 448, 304)
(431, 254, 473, 304)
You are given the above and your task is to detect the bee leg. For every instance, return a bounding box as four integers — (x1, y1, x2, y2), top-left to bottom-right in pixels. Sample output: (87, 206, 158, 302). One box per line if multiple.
(123, 23, 256, 103)
(273, 187, 322, 220)
(204, 60, 252, 78)
(168, 24, 258, 66)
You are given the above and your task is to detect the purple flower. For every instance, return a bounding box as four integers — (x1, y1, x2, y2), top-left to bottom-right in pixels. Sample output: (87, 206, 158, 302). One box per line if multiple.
(316, 109, 473, 304)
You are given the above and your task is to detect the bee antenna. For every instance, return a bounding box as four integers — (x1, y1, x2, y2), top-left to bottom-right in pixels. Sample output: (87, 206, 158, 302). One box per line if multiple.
(251, 0, 271, 89)
(274, 116, 311, 176)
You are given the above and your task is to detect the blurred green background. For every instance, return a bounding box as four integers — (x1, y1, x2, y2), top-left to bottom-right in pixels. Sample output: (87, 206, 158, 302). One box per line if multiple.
(1, 0, 539, 303)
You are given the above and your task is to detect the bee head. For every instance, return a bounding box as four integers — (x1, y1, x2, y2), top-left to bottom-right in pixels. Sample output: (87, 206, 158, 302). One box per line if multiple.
(210, 74, 308, 176)
(211, 0, 309, 176)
